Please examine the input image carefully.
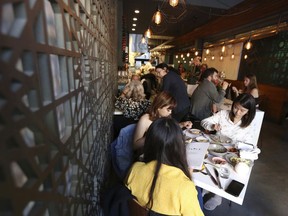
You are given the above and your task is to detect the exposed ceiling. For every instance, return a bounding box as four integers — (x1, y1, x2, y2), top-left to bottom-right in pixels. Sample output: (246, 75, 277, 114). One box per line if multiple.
(122, 0, 288, 52)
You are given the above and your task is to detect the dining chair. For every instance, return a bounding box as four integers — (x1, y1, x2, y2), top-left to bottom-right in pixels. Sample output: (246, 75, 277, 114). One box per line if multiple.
(128, 199, 168, 216)
(128, 199, 148, 216)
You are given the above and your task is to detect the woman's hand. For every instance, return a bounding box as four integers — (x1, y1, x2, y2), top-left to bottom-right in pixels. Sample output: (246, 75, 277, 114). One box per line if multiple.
(232, 86, 238, 93)
(213, 123, 222, 131)
(179, 121, 193, 129)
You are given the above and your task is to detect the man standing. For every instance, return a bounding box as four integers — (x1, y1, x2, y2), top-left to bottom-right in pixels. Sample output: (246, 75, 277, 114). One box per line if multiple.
(155, 63, 190, 122)
(190, 67, 228, 120)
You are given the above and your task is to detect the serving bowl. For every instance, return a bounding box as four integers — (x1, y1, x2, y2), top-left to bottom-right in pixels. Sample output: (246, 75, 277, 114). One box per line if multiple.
(208, 144, 227, 156)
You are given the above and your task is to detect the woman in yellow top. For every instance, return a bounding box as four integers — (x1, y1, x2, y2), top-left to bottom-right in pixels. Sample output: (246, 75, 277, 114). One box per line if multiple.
(125, 118, 204, 216)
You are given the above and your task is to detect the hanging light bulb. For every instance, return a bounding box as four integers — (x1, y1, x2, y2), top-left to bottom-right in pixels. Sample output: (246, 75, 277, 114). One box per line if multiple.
(204, 57, 207, 61)
(221, 45, 225, 53)
(244, 54, 248, 59)
(245, 40, 252, 50)
(169, 0, 179, 7)
(153, 8, 162, 25)
(145, 27, 151, 38)
(211, 55, 215, 60)
(220, 55, 224, 61)
(187, 53, 190, 57)
(195, 51, 198, 56)
(231, 53, 235, 59)
(206, 49, 210, 55)
(176, 55, 178, 59)
(141, 35, 146, 44)
(181, 54, 184, 58)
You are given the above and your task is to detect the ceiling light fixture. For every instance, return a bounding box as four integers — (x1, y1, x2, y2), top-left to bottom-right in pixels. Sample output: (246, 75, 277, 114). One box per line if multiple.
(141, 35, 146, 44)
(244, 39, 252, 50)
(169, 0, 179, 7)
(153, 7, 162, 25)
(145, 27, 152, 38)
(221, 44, 225, 53)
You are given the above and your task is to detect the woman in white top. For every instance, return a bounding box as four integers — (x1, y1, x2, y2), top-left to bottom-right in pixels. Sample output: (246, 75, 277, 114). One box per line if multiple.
(201, 93, 256, 144)
(200, 93, 256, 211)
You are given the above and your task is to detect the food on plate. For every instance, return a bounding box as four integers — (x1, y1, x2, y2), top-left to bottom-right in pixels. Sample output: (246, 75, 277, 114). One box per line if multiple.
(212, 157, 227, 165)
(196, 136, 209, 142)
(184, 136, 193, 144)
(208, 144, 227, 156)
(226, 147, 238, 153)
(188, 129, 201, 135)
(229, 156, 253, 167)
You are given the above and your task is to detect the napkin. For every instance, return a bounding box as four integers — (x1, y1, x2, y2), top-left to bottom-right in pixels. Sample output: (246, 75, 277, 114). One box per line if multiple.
(239, 148, 261, 160)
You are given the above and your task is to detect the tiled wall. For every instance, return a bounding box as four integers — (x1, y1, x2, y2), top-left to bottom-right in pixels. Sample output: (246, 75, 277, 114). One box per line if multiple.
(0, 0, 117, 215)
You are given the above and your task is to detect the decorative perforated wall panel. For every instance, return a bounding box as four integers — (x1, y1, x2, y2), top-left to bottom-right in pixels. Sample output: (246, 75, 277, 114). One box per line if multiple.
(239, 31, 288, 87)
(0, 0, 117, 215)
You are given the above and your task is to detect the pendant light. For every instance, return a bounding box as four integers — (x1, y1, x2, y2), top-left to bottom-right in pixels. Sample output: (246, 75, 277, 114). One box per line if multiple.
(244, 40, 252, 50)
(169, 0, 179, 7)
(145, 27, 152, 38)
(153, 7, 162, 25)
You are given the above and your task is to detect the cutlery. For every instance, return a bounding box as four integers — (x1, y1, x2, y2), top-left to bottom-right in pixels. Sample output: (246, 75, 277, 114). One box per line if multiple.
(214, 168, 222, 189)
(204, 166, 219, 186)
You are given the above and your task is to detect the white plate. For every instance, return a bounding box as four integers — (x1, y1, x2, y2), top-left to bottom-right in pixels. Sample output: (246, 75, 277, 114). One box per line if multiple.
(224, 153, 253, 167)
(188, 128, 201, 135)
(196, 136, 209, 142)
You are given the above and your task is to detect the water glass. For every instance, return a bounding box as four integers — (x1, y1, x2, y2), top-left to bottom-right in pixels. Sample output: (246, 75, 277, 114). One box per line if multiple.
(219, 166, 230, 179)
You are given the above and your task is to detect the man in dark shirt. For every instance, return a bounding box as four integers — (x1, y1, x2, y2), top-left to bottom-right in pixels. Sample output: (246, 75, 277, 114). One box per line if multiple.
(155, 63, 190, 122)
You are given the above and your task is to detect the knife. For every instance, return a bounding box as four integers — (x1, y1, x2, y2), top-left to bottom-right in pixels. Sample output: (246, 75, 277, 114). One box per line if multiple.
(214, 168, 222, 189)
(204, 166, 219, 186)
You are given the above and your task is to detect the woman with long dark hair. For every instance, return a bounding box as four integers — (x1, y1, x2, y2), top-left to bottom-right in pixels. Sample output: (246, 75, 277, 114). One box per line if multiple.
(201, 93, 256, 144)
(126, 118, 204, 215)
(232, 72, 259, 105)
(200, 93, 256, 210)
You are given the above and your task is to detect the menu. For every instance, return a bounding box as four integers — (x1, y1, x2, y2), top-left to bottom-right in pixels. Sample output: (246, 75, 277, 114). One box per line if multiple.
(186, 142, 209, 170)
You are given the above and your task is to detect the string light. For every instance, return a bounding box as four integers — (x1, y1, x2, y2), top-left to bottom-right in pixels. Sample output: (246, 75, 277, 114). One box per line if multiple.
(244, 40, 252, 50)
(221, 45, 225, 53)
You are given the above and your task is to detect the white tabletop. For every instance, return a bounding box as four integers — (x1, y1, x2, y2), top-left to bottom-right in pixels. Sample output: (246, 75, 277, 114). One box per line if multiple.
(184, 129, 253, 205)
(192, 156, 252, 205)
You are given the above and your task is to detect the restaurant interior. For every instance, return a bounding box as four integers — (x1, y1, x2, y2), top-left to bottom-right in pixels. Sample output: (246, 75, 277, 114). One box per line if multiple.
(0, 0, 287, 215)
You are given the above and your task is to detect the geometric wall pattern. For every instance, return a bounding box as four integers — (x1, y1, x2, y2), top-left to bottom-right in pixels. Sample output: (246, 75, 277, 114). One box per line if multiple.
(239, 31, 288, 88)
(0, 0, 117, 215)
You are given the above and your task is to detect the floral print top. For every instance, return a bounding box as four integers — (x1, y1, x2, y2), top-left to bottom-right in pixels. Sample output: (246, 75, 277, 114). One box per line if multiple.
(115, 97, 151, 120)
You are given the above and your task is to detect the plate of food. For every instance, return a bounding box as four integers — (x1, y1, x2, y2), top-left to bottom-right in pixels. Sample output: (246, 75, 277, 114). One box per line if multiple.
(184, 135, 193, 144)
(225, 153, 253, 167)
(208, 144, 227, 156)
(209, 134, 232, 143)
(188, 128, 201, 135)
(195, 136, 209, 143)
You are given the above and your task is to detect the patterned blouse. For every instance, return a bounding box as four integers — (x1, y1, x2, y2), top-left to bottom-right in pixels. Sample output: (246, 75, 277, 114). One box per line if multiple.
(115, 97, 151, 120)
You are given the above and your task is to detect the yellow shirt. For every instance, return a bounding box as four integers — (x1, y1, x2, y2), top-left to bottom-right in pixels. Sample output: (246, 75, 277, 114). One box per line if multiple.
(125, 161, 204, 216)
